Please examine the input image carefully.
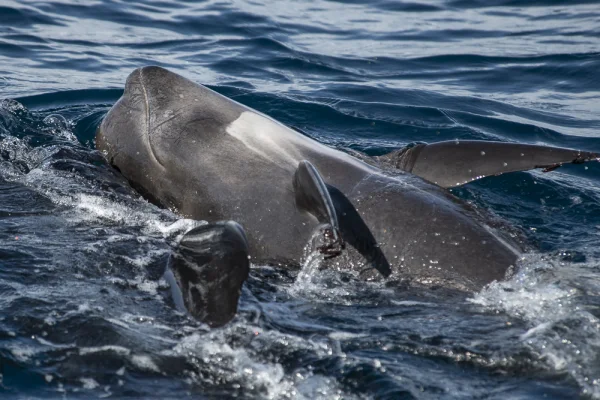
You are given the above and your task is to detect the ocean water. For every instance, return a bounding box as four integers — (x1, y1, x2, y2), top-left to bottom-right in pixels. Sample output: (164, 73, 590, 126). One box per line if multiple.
(1, 0, 600, 398)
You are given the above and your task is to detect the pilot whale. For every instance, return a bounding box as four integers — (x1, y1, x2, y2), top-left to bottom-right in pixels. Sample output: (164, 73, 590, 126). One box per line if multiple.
(96, 66, 599, 312)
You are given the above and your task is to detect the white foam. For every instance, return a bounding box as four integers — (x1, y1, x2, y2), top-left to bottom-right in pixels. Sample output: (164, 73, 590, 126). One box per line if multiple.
(21, 168, 197, 243)
(120, 249, 170, 270)
(9, 345, 36, 362)
(105, 316, 179, 345)
(287, 241, 355, 304)
(79, 346, 131, 356)
(146, 218, 205, 240)
(80, 377, 100, 390)
(390, 300, 436, 307)
(328, 331, 367, 341)
(171, 328, 351, 400)
(128, 275, 161, 295)
(131, 354, 160, 373)
(289, 248, 327, 295)
(106, 318, 130, 330)
(470, 254, 600, 398)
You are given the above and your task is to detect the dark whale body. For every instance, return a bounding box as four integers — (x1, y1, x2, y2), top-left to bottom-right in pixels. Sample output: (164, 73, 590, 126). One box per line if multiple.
(97, 66, 599, 294)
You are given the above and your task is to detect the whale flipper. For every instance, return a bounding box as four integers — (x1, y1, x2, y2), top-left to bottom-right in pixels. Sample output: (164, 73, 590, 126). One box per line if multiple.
(326, 186, 392, 278)
(294, 160, 344, 257)
(380, 140, 600, 188)
(294, 160, 391, 277)
(165, 221, 249, 327)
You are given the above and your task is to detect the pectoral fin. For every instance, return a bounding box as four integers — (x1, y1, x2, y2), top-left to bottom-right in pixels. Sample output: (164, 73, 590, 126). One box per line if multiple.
(293, 160, 344, 257)
(380, 140, 599, 188)
(165, 221, 249, 327)
(326, 185, 392, 278)
(293, 160, 391, 277)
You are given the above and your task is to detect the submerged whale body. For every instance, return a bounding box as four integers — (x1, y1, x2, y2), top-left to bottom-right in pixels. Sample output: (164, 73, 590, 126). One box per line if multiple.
(96, 66, 599, 320)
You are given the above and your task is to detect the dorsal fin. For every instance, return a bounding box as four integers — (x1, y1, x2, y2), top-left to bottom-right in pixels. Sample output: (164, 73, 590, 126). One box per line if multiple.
(379, 140, 600, 188)
(293, 160, 344, 257)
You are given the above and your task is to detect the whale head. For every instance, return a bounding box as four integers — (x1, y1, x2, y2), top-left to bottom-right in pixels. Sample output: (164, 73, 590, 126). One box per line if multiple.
(96, 66, 246, 206)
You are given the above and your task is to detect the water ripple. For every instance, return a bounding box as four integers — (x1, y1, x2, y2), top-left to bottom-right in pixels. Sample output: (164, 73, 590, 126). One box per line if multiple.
(1, 0, 600, 398)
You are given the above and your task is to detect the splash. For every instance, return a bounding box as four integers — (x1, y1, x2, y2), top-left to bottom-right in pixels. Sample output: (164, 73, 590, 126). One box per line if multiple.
(470, 254, 600, 398)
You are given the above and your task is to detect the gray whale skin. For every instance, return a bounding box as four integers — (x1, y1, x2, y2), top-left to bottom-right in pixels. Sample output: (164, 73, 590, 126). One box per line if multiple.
(96, 66, 599, 323)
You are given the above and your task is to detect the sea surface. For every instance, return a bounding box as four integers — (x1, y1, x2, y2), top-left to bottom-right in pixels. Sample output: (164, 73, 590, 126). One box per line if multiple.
(1, 0, 600, 398)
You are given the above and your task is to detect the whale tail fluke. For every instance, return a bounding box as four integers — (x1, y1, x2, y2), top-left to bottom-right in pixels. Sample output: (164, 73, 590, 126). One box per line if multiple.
(165, 221, 250, 328)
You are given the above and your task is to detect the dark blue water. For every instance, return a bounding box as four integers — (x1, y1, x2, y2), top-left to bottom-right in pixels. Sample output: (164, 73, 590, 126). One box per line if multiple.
(1, 0, 600, 398)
